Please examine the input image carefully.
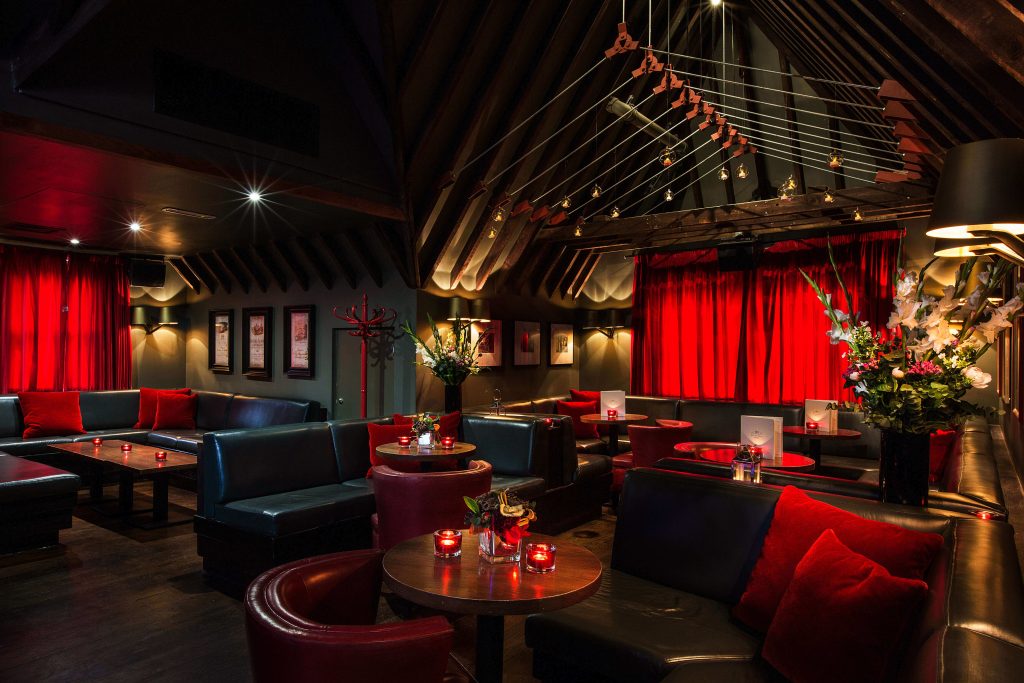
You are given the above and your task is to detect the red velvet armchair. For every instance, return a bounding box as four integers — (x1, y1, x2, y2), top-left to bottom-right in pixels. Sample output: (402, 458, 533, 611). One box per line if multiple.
(372, 460, 492, 550)
(612, 425, 694, 494)
(245, 549, 453, 683)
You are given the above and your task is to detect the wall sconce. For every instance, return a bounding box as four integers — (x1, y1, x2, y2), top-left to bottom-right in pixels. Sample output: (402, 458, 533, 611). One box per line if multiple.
(446, 297, 491, 328)
(579, 309, 631, 338)
(131, 306, 184, 334)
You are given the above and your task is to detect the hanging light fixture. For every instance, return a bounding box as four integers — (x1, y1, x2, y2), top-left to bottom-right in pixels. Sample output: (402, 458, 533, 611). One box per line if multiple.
(927, 138, 1024, 239)
(591, 184, 602, 199)
(610, 206, 621, 218)
(560, 195, 572, 209)
(736, 163, 749, 180)
(491, 206, 506, 223)
(718, 165, 730, 181)
(783, 175, 797, 191)
(574, 224, 583, 237)
(664, 188, 674, 201)
(853, 207, 864, 221)
(487, 227, 497, 239)
(828, 149, 844, 169)
(660, 147, 677, 167)
(823, 188, 835, 204)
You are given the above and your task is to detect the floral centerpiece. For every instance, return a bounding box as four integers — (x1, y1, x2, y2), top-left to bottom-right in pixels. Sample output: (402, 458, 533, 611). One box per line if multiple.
(464, 489, 536, 563)
(402, 314, 484, 413)
(412, 412, 441, 448)
(803, 250, 1022, 504)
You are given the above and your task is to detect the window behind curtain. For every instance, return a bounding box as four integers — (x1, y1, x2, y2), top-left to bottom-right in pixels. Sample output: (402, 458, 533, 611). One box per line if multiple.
(630, 229, 904, 404)
(0, 245, 132, 393)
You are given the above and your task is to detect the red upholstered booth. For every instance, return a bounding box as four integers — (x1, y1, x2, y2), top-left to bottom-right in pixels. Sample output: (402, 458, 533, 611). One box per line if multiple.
(612, 425, 693, 494)
(245, 549, 454, 683)
(372, 460, 492, 550)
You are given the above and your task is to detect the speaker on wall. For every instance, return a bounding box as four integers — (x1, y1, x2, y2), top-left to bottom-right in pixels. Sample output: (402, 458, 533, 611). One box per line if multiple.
(716, 242, 761, 271)
(128, 257, 166, 287)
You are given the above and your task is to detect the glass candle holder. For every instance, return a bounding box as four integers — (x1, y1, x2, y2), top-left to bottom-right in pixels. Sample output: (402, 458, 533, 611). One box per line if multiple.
(120, 443, 132, 452)
(433, 529, 462, 558)
(155, 451, 167, 461)
(525, 542, 556, 573)
(607, 408, 618, 419)
(805, 420, 820, 432)
(397, 435, 412, 448)
(92, 437, 103, 446)
(440, 436, 455, 449)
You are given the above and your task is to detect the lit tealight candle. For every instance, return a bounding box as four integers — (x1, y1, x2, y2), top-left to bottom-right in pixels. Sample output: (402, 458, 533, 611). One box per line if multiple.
(806, 420, 820, 432)
(975, 510, 995, 520)
(120, 443, 132, 452)
(607, 409, 618, 419)
(433, 529, 462, 558)
(525, 542, 556, 573)
(92, 437, 103, 446)
(397, 435, 412, 447)
(440, 436, 455, 449)
(155, 451, 167, 461)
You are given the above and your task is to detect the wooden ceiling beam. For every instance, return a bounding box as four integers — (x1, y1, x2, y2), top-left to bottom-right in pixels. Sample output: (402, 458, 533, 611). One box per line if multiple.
(251, 245, 288, 292)
(295, 238, 336, 290)
(474, 213, 529, 290)
(196, 252, 231, 294)
(779, 55, 806, 195)
(181, 254, 216, 294)
(339, 231, 383, 288)
(550, 248, 584, 298)
(573, 252, 604, 300)
(397, 3, 446, 98)
(919, 0, 1024, 89)
(317, 233, 358, 289)
(212, 249, 249, 294)
(734, 16, 773, 201)
(374, 221, 417, 289)
(166, 257, 201, 294)
(271, 241, 309, 292)
(230, 247, 268, 293)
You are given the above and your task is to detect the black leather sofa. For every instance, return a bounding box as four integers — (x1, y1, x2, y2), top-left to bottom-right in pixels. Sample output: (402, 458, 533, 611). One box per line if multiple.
(0, 454, 80, 553)
(526, 468, 1024, 682)
(195, 413, 608, 593)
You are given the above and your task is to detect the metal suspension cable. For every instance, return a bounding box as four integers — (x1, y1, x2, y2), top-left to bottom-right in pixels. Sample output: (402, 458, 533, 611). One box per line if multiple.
(487, 76, 635, 185)
(713, 100, 897, 146)
(523, 91, 662, 201)
(457, 57, 606, 176)
(740, 130, 905, 172)
(622, 145, 723, 216)
(729, 129, 887, 175)
(641, 161, 732, 216)
(749, 141, 877, 182)
(651, 47, 880, 90)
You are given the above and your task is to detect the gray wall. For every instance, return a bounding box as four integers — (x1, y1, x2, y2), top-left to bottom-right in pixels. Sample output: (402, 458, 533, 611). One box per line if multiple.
(129, 264, 189, 389)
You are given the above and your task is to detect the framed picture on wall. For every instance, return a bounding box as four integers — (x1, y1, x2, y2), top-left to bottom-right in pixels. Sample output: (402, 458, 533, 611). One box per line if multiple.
(513, 321, 541, 366)
(208, 309, 234, 374)
(243, 307, 273, 380)
(549, 323, 574, 366)
(283, 305, 316, 379)
(475, 320, 502, 367)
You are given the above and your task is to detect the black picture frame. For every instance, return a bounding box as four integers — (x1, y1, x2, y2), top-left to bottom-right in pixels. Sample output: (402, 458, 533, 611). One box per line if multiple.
(208, 309, 234, 374)
(242, 307, 273, 380)
(283, 305, 316, 379)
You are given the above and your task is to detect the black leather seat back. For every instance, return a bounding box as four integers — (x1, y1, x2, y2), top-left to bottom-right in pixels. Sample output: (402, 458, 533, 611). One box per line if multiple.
(678, 401, 803, 448)
(816, 410, 881, 460)
(199, 423, 338, 517)
(625, 396, 682, 422)
(531, 397, 564, 414)
(462, 414, 542, 477)
(327, 417, 390, 482)
(226, 395, 317, 429)
(502, 400, 534, 414)
(79, 390, 140, 430)
(195, 391, 235, 430)
(0, 396, 24, 438)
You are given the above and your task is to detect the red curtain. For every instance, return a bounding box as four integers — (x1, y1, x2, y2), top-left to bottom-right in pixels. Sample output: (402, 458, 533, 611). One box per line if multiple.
(0, 245, 132, 393)
(631, 230, 903, 404)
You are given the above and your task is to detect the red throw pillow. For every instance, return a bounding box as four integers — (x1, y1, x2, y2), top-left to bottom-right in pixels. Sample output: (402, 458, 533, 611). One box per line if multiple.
(18, 392, 86, 438)
(135, 387, 191, 429)
(569, 389, 601, 403)
(392, 414, 413, 426)
(367, 422, 419, 476)
(762, 529, 928, 683)
(929, 429, 959, 484)
(439, 410, 461, 439)
(152, 392, 197, 430)
(733, 485, 942, 633)
(556, 400, 600, 439)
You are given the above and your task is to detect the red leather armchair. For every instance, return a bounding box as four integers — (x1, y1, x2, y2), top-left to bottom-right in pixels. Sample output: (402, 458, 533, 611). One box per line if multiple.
(612, 425, 694, 494)
(245, 549, 453, 683)
(372, 460, 492, 551)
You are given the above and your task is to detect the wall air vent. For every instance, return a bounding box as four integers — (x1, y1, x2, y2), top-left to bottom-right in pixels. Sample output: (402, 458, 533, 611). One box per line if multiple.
(153, 50, 320, 157)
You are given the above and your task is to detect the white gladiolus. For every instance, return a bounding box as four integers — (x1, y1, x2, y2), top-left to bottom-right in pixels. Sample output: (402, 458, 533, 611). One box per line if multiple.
(891, 368, 905, 379)
(895, 273, 917, 299)
(964, 366, 992, 389)
(848, 371, 861, 381)
(887, 298, 921, 330)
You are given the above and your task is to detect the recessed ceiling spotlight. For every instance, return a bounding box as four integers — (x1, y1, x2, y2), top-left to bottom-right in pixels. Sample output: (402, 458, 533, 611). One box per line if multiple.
(247, 190, 263, 203)
(710, 0, 723, 6)
(129, 221, 142, 232)
(69, 237, 80, 245)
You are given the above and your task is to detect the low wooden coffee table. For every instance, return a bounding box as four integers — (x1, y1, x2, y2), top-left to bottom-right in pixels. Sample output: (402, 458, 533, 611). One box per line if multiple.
(383, 532, 602, 683)
(375, 441, 476, 471)
(51, 440, 196, 528)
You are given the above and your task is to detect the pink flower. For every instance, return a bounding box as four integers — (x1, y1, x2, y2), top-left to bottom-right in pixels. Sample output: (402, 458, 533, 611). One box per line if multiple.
(906, 361, 942, 377)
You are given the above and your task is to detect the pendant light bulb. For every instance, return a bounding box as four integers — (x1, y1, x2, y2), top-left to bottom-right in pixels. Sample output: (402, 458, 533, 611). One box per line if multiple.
(823, 188, 835, 204)
(591, 184, 602, 199)
(828, 149, 844, 169)
(610, 206, 621, 219)
(783, 175, 797, 191)
(718, 165, 730, 181)
(487, 227, 497, 239)
(492, 206, 506, 223)
(664, 188, 673, 201)
(853, 207, 864, 221)
(560, 195, 572, 209)
(574, 224, 583, 237)
(736, 163, 749, 180)
(660, 147, 676, 167)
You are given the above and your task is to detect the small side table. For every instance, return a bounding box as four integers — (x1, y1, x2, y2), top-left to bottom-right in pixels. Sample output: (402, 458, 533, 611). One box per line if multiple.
(375, 442, 476, 471)
(782, 426, 862, 469)
(580, 413, 648, 455)
(674, 442, 816, 473)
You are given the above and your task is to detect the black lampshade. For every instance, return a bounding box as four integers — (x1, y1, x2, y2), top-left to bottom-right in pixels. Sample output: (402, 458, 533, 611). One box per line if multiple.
(927, 138, 1024, 239)
(446, 297, 470, 321)
(470, 299, 491, 323)
(932, 237, 1004, 258)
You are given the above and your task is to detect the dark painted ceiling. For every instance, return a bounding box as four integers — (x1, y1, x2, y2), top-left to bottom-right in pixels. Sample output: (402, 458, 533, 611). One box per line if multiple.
(0, 0, 1021, 297)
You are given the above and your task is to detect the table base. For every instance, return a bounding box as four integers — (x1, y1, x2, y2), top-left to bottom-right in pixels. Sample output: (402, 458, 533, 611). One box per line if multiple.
(476, 614, 505, 683)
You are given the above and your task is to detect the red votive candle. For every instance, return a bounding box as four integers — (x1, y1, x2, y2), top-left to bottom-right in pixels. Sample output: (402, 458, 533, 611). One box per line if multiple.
(433, 529, 462, 558)
(155, 450, 167, 461)
(440, 436, 455, 449)
(805, 420, 820, 432)
(607, 408, 618, 419)
(749, 446, 764, 459)
(975, 510, 995, 520)
(120, 443, 132, 452)
(525, 543, 556, 573)
(92, 437, 103, 446)
(397, 435, 412, 447)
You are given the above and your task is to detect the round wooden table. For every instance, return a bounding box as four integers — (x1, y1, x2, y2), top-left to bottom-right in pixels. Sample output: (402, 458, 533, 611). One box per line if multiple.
(674, 441, 816, 473)
(375, 442, 476, 471)
(655, 419, 694, 430)
(383, 532, 602, 683)
(580, 413, 648, 455)
(782, 426, 862, 469)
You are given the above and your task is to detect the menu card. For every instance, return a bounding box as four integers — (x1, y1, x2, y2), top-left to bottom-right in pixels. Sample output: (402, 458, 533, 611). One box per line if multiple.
(740, 415, 783, 460)
(804, 399, 839, 433)
(600, 390, 626, 416)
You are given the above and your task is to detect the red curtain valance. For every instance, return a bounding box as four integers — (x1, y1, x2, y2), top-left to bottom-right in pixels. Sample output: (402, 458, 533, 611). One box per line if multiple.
(0, 245, 131, 393)
(630, 230, 904, 404)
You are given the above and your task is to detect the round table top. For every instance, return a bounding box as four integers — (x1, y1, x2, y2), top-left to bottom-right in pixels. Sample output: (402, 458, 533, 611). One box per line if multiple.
(687, 444, 815, 470)
(579, 413, 648, 424)
(655, 419, 695, 429)
(382, 532, 603, 617)
(375, 441, 476, 462)
(782, 426, 862, 440)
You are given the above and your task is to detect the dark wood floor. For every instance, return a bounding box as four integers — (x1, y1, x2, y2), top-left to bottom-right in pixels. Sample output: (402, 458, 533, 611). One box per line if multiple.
(0, 484, 617, 683)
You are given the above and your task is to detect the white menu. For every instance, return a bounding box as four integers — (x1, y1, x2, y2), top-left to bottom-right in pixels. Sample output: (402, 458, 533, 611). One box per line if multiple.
(804, 399, 838, 433)
(600, 390, 626, 415)
(741, 415, 783, 460)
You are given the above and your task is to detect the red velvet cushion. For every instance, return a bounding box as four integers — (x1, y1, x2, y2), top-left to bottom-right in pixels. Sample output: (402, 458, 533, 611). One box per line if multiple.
(733, 486, 942, 633)
(18, 392, 86, 438)
(153, 392, 197, 430)
(557, 401, 600, 439)
(570, 389, 601, 403)
(391, 414, 413, 426)
(438, 411, 461, 439)
(929, 429, 959, 484)
(135, 387, 191, 429)
(762, 529, 928, 683)
(367, 423, 419, 476)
